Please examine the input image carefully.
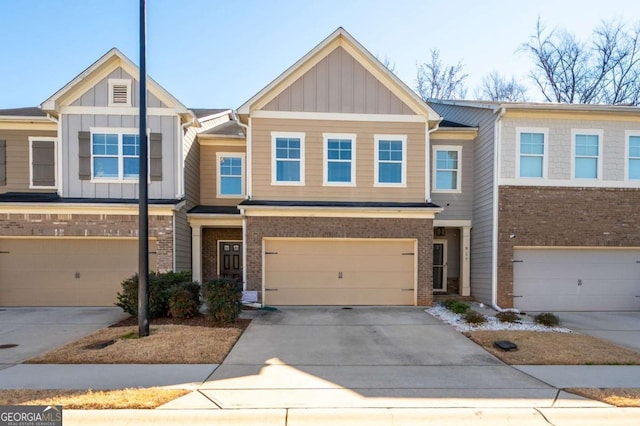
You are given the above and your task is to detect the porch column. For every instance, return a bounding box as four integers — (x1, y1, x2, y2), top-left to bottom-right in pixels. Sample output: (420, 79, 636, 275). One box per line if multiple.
(460, 226, 471, 296)
(191, 224, 202, 283)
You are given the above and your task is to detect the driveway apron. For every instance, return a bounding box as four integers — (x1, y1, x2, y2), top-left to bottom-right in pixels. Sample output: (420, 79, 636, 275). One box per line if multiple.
(552, 311, 640, 352)
(200, 307, 594, 409)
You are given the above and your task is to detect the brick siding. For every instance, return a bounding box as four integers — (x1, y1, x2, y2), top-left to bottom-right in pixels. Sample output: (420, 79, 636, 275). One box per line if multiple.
(201, 227, 243, 282)
(245, 216, 433, 306)
(497, 186, 640, 307)
(0, 212, 174, 271)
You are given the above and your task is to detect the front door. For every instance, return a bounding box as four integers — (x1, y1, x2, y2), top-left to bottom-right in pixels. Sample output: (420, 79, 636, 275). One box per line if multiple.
(433, 241, 447, 292)
(219, 241, 243, 278)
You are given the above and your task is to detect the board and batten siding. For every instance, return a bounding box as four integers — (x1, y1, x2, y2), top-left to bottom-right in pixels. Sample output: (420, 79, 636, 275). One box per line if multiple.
(430, 103, 497, 305)
(200, 144, 246, 206)
(250, 117, 426, 202)
(430, 139, 474, 220)
(262, 46, 414, 115)
(0, 129, 58, 193)
(71, 67, 165, 108)
(60, 113, 179, 199)
(500, 115, 640, 181)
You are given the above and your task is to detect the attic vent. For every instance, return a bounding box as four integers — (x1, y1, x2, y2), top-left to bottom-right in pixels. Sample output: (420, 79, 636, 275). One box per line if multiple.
(108, 79, 132, 106)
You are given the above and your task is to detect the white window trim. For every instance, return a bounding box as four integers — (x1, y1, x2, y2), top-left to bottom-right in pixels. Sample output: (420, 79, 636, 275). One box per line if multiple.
(432, 145, 462, 193)
(216, 152, 245, 198)
(374, 134, 407, 187)
(90, 127, 148, 183)
(323, 133, 357, 186)
(271, 131, 305, 186)
(515, 127, 548, 179)
(625, 130, 640, 181)
(28, 136, 57, 189)
(108, 78, 132, 107)
(571, 129, 603, 180)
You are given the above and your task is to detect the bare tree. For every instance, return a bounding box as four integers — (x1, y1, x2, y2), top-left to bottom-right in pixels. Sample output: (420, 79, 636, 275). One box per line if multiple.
(377, 54, 397, 75)
(522, 18, 640, 105)
(476, 71, 528, 101)
(415, 49, 468, 100)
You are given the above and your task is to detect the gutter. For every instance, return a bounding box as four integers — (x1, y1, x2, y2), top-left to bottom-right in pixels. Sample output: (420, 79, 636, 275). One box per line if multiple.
(491, 107, 507, 312)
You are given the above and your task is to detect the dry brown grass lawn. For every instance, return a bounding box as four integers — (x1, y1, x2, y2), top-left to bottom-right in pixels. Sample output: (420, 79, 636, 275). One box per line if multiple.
(566, 388, 640, 407)
(0, 388, 190, 409)
(465, 330, 640, 365)
(27, 317, 249, 364)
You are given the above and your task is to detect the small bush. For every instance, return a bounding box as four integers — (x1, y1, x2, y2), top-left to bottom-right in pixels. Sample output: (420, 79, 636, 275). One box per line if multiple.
(464, 309, 487, 324)
(442, 300, 469, 314)
(168, 287, 198, 319)
(115, 271, 200, 319)
(496, 311, 520, 323)
(203, 277, 242, 323)
(534, 312, 560, 327)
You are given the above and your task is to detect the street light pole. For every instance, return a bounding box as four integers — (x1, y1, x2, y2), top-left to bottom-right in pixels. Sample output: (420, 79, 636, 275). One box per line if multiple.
(138, 0, 149, 337)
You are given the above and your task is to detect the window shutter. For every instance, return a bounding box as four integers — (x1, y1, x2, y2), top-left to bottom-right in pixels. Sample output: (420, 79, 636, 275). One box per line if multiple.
(112, 84, 129, 104)
(150, 132, 162, 181)
(0, 140, 6, 186)
(78, 131, 91, 180)
(31, 141, 55, 187)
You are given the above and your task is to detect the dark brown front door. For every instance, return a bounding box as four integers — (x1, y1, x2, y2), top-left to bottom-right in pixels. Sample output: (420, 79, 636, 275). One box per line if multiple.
(220, 241, 243, 278)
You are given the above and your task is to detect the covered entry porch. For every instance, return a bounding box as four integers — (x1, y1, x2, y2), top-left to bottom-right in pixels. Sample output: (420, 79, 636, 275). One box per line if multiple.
(432, 220, 471, 297)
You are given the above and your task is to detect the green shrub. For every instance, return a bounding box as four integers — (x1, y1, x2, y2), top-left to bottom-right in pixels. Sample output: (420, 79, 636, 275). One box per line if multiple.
(442, 300, 469, 314)
(464, 309, 487, 325)
(496, 311, 520, 323)
(168, 287, 198, 319)
(534, 312, 560, 327)
(115, 271, 200, 319)
(203, 277, 243, 323)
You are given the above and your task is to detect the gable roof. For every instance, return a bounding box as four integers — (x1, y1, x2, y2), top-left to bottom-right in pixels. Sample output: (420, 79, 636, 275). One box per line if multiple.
(430, 99, 640, 114)
(0, 107, 47, 118)
(40, 48, 191, 121)
(238, 27, 440, 122)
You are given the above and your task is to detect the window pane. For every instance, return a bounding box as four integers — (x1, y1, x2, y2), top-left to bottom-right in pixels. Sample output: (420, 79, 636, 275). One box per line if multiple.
(93, 157, 118, 178)
(123, 157, 139, 178)
(520, 133, 544, 155)
(275, 138, 300, 159)
(436, 170, 457, 190)
(221, 176, 242, 195)
(576, 134, 599, 156)
(520, 156, 543, 178)
(379, 163, 401, 183)
(630, 159, 640, 179)
(328, 162, 351, 182)
(575, 157, 597, 178)
(92, 133, 118, 155)
(630, 136, 640, 157)
(276, 160, 300, 181)
(122, 135, 139, 156)
(436, 151, 458, 169)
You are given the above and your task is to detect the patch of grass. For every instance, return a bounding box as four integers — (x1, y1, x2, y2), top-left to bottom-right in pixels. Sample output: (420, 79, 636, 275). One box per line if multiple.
(566, 388, 640, 407)
(442, 300, 469, 314)
(534, 312, 560, 327)
(0, 388, 190, 409)
(119, 331, 138, 340)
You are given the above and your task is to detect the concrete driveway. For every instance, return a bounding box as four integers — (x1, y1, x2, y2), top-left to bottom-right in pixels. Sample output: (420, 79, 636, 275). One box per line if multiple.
(200, 307, 598, 409)
(0, 307, 129, 369)
(555, 311, 640, 352)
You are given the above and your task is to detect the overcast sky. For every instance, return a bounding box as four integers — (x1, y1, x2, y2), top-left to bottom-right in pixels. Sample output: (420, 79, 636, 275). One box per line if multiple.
(0, 0, 637, 109)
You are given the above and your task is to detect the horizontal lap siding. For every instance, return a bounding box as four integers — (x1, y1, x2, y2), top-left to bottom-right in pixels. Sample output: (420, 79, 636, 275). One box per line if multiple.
(0, 130, 57, 193)
(430, 139, 474, 220)
(200, 145, 246, 205)
(251, 118, 425, 202)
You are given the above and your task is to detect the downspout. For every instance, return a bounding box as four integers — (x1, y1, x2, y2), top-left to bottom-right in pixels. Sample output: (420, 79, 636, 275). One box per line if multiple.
(491, 107, 507, 312)
(46, 113, 62, 197)
(232, 111, 250, 293)
(179, 116, 196, 200)
(425, 118, 443, 203)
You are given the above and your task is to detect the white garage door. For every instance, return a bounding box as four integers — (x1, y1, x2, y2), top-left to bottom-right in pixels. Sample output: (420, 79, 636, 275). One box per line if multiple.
(0, 238, 157, 307)
(264, 239, 416, 306)
(513, 248, 640, 311)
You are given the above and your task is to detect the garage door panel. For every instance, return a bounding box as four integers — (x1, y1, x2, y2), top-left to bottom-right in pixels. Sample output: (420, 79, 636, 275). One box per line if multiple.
(0, 239, 157, 307)
(264, 239, 416, 306)
(513, 248, 640, 312)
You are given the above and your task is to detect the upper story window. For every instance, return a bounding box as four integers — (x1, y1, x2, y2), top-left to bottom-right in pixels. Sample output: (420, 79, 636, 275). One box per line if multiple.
(92, 130, 139, 180)
(272, 132, 305, 185)
(29, 137, 57, 188)
(324, 133, 356, 185)
(572, 130, 602, 179)
(628, 133, 640, 180)
(108, 79, 132, 107)
(375, 135, 406, 186)
(433, 146, 461, 192)
(517, 129, 547, 178)
(217, 153, 244, 197)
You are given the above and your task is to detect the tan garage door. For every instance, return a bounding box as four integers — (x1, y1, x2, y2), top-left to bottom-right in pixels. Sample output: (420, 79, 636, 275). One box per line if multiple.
(264, 239, 416, 306)
(0, 238, 157, 307)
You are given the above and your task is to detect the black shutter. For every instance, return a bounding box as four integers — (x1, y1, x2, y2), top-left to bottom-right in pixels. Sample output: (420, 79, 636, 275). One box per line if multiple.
(150, 132, 162, 181)
(0, 140, 6, 186)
